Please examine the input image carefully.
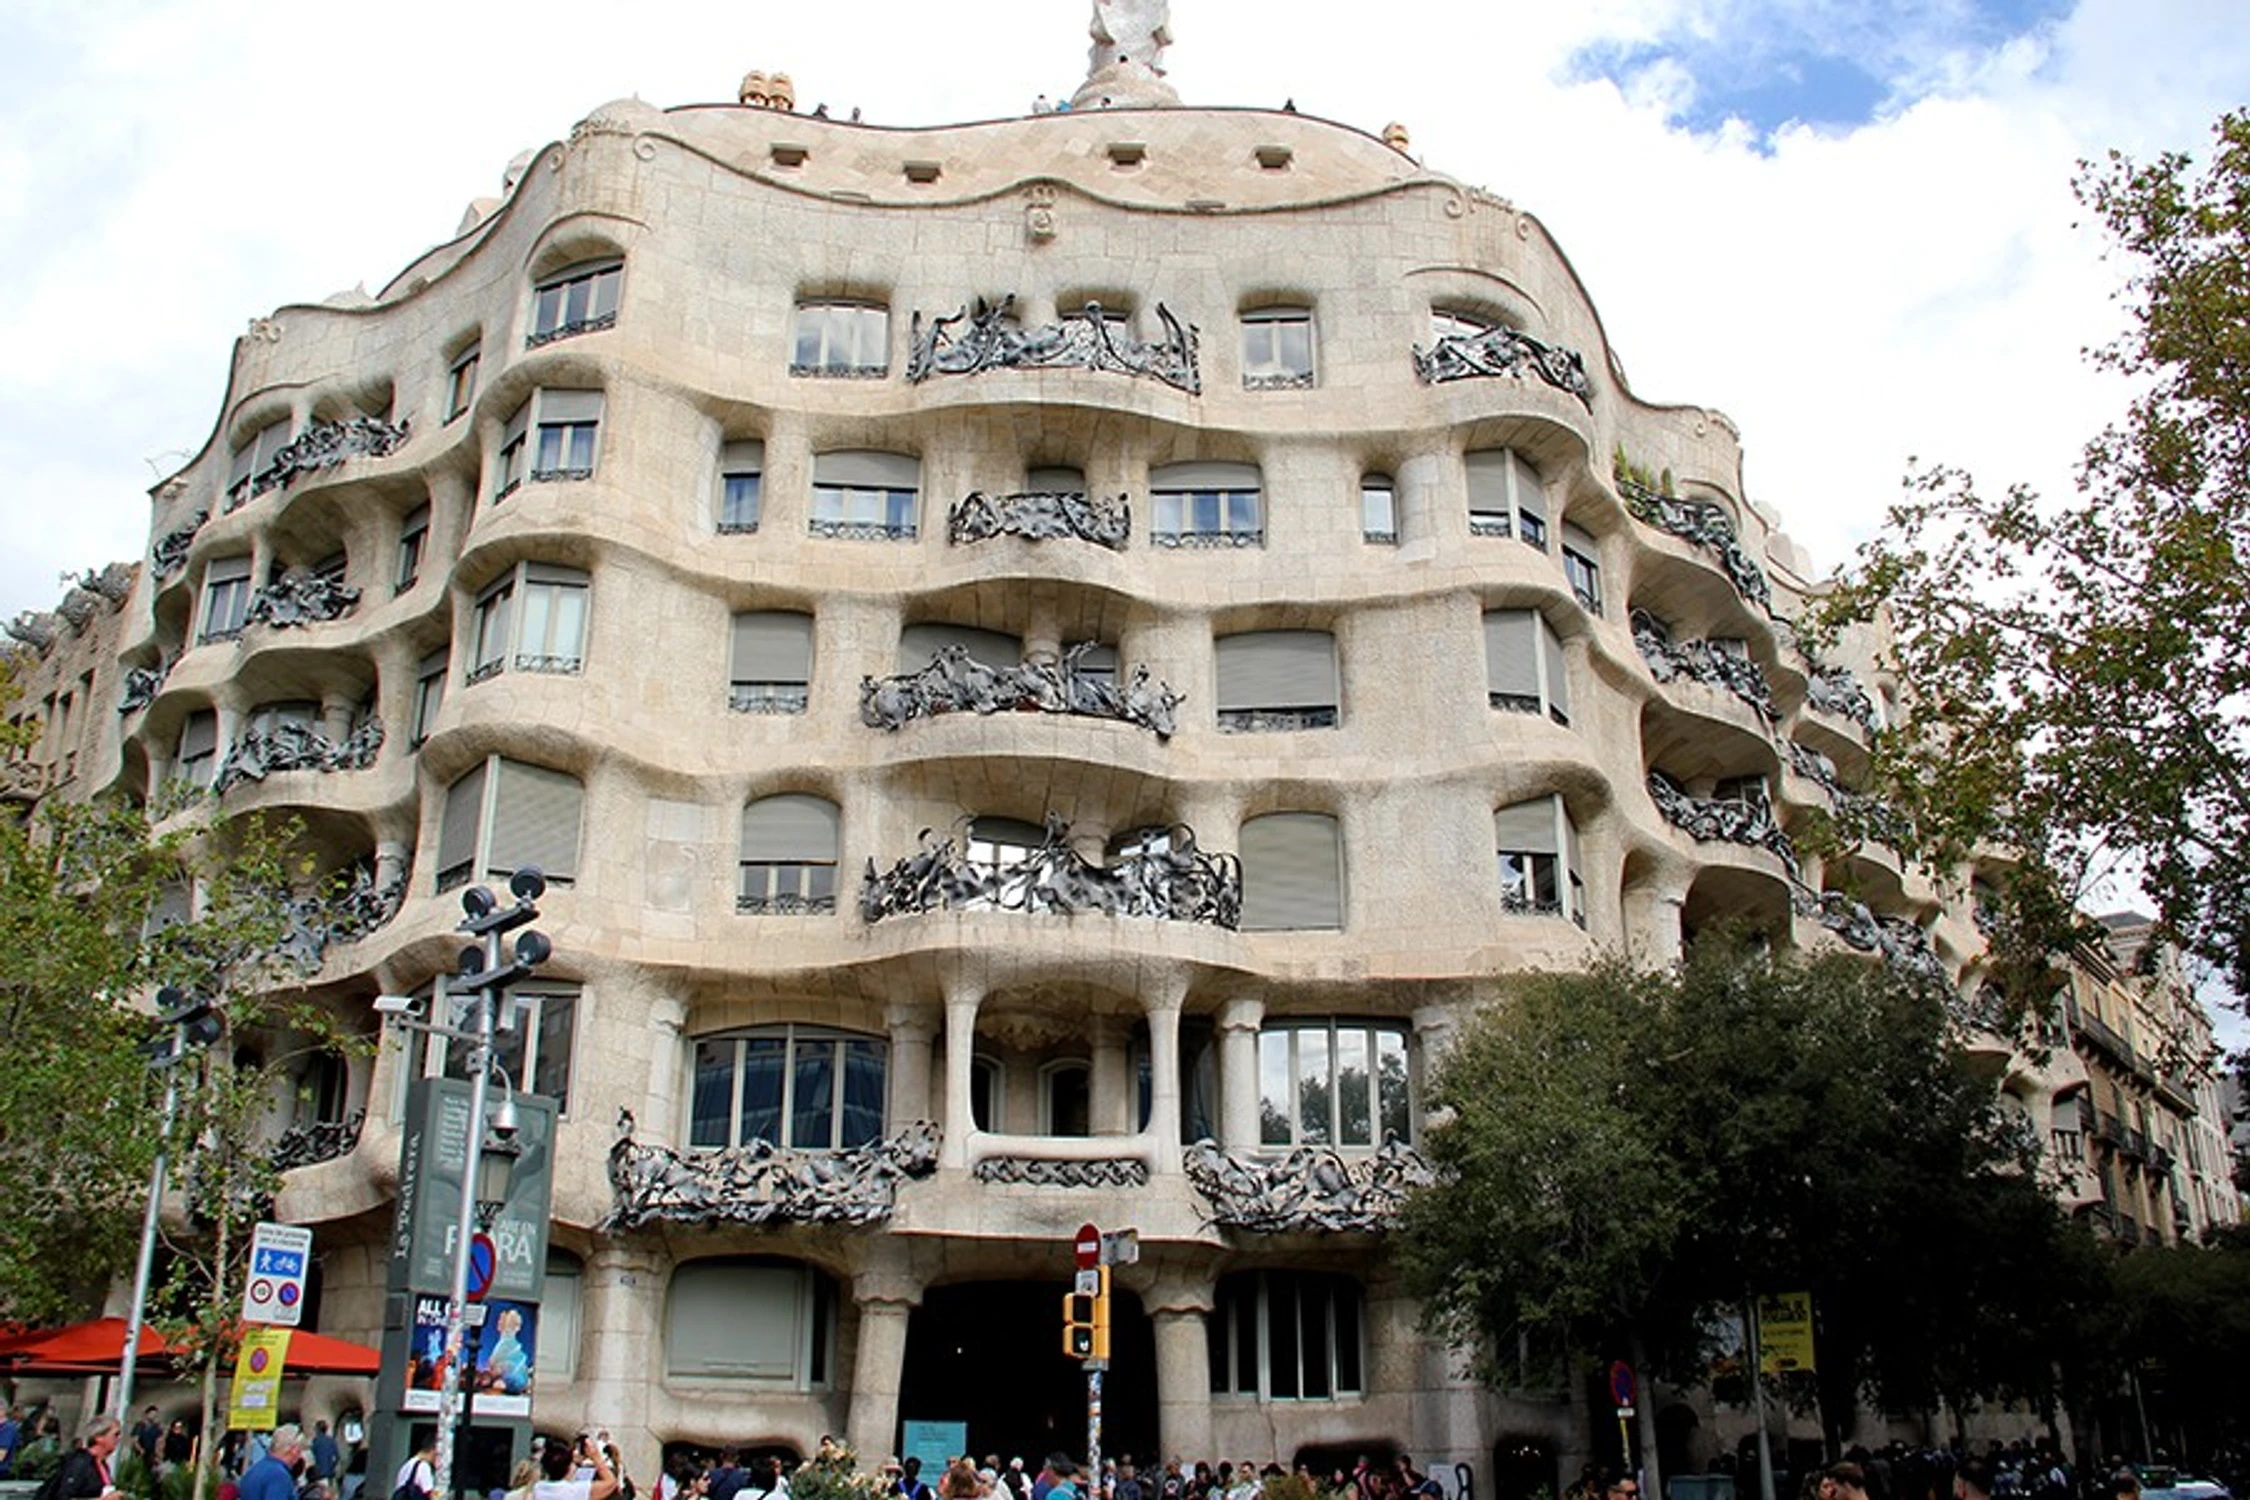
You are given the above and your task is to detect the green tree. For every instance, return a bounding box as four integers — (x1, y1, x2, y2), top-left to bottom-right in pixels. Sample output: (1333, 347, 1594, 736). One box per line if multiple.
(1398, 937, 2100, 1464)
(1820, 110, 2250, 994)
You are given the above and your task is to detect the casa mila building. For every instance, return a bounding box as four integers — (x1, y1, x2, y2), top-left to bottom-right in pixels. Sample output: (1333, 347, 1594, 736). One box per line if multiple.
(2, 4, 2110, 1489)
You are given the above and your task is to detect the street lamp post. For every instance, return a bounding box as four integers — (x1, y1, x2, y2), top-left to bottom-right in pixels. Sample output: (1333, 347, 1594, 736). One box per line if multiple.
(420, 869, 551, 1500)
(117, 988, 224, 1420)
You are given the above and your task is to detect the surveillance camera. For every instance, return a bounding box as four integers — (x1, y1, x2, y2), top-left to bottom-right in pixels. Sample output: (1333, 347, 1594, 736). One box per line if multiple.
(373, 995, 420, 1017)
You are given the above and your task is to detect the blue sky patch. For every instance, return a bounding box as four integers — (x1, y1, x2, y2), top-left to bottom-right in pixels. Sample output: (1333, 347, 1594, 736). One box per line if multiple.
(1567, 0, 2076, 141)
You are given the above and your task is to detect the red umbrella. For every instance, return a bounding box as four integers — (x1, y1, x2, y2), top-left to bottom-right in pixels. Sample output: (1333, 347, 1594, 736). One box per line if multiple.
(269, 1328, 379, 1376)
(0, 1317, 177, 1374)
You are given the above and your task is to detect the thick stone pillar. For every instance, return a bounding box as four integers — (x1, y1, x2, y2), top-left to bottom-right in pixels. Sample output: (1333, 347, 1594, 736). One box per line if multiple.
(887, 1006, 938, 1130)
(1145, 1278, 1215, 1463)
(645, 995, 686, 1145)
(846, 1261, 921, 1466)
(578, 1245, 664, 1461)
(1090, 1016, 1129, 1136)
(1216, 998, 1264, 1150)
(941, 977, 981, 1169)
(1144, 985, 1186, 1174)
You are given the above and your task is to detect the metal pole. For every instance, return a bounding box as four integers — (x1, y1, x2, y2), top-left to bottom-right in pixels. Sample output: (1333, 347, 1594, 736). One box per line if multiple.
(432, 970, 492, 1500)
(116, 1030, 183, 1419)
(1087, 1366, 1103, 1495)
(1744, 1297, 1776, 1500)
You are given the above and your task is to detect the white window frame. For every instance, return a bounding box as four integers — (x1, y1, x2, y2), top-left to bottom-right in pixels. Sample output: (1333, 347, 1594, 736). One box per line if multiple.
(718, 439, 765, 535)
(738, 793, 840, 913)
(467, 563, 590, 684)
(443, 344, 480, 424)
(1240, 306, 1315, 390)
(1361, 473, 1397, 545)
(415, 983, 579, 1114)
(809, 450, 919, 541)
(435, 755, 584, 893)
(1151, 462, 1263, 549)
(528, 260, 622, 348)
(494, 389, 603, 500)
(1209, 1270, 1366, 1401)
(791, 300, 891, 378)
(200, 556, 254, 642)
(1467, 448, 1548, 550)
(687, 1025, 888, 1152)
(1256, 1019, 1412, 1150)
(1483, 608, 1572, 726)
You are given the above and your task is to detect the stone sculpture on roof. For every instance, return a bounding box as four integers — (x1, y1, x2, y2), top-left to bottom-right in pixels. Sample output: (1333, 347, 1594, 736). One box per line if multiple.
(1074, 0, 1180, 109)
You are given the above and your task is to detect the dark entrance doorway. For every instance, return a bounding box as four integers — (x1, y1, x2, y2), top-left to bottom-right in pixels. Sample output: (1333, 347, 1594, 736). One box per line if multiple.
(897, 1281, 1157, 1464)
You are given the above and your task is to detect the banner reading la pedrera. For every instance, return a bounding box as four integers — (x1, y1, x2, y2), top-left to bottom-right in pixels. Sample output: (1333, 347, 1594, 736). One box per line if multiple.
(368, 1077, 559, 1499)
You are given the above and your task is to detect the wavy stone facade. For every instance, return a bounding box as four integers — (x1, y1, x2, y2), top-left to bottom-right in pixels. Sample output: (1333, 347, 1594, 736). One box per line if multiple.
(54, 70, 2114, 1484)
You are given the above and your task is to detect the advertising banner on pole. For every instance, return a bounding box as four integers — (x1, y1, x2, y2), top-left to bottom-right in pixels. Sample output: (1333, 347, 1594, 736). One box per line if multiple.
(227, 1328, 294, 1429)
(1756, 1291, 1817, 1373)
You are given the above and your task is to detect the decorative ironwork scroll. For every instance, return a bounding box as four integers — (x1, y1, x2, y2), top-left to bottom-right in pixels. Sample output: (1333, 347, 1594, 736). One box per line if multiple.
(271, 1111, 366, 1173)
(908, 297, 1201, 394)
(603, 1115, 941, 1230)
(1646, 769, 1797, 868)
(972, 1157, 1150, 1188)
(1786, 741, 1912, 849)
(1806, 666, 1880, 732)
(1620, 479, 1773, 614)
(119, 660, 172, 715)
(153, 513, 208, 580)
(860, 642, 1182, 739)
(1630, 611, 1779, 722)
(245, 570, 362, 630)
(1797, 889, 1950, 990)
(949, 490, 1131, 551)
(1183, 1138, 1433, 1233)
(861, 816, 1240, 929)
(272, 865, 408, 973)
(232, 416, 411, 507)
(215, 717, 383, 792)
(1412, 323, 1594, 407)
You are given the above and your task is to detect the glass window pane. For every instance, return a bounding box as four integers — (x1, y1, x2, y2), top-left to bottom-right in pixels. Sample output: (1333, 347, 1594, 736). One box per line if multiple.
(1333, 1281, 1363, 1391)
(1336, 1028, 1372, 1147)
(1208, 1300, 1231, 1392)
(739, 1037, 785, 1145)
(531, 994, 574, 1109)
(691, 1040, 735, 1148)
(517, 587, 552, 656)
(1154, 492, 1182, 533)
(534, 285, 562, 333)
(793, 1042, 837, 1148)
(568, 424, 598, 472)
(1300, 1281, 1333, 1397)
(550, 587, 587, 659)
(1233, 1285, 1258, 1395)
(841, 1040, 886, 1148)
(1378, 1030, 1411, 1145)
(723, 474, 762, 528)
(1297, 1028, 1332, 1146)
(1259, 1031, 1293, 1146)
(1279, 321, 1312, 372)
(1229, 491, 1260, 533)
(1267, 1272, 1301, 1398)
(1193, 491, 1221, 534)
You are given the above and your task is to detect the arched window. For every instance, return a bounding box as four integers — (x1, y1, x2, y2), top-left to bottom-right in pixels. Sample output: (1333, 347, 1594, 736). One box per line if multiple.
(529, 259, 622, 347)
(717, 440, 764, 534)
(738, 794, 839, 914)
(1239, 812, 1344, 931)
(689, 1025, 886, 1151)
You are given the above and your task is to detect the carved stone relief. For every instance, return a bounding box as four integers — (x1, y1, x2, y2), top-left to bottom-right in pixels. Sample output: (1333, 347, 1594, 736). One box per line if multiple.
(949, 490, 1130, 551)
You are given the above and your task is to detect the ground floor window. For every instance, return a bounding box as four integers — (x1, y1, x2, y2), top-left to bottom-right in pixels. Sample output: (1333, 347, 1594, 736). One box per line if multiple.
(1208, 1269, 1365, 1400)
(665, 1258, 834, 1385)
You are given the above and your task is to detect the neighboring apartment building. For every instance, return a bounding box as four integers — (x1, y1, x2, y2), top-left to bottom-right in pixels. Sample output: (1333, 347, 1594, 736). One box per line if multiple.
(2058, 914, 2242, 1246)
(12, 10, 2230, 1489)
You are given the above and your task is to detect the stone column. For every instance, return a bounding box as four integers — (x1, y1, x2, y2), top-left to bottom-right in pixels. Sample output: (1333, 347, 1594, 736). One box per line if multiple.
(887, 1006, 938, 1130)
(1144, 980, 1186, 1175)
(578, 1244, 665, 1460)
(1144, 1277, 1216, 1463)
(941, 976, 981, 1169)
(1090, 1016, 1129, 1136)
(373, 839, 410, 890)
(645, 994, 687, 1145)
(1216, 998, 1264, 1151)
(846, 1260, 922, 1465)
(1411, 1002, 1457, 1131)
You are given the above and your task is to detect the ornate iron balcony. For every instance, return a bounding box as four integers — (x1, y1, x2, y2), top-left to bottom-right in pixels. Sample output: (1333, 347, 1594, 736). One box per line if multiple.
(908, 296, 1200, 394)
(808, 518, 917, 542)
(861, 816, 1241, 929)
(119, 661, 171, 716)
(1183, 1138, 1433, 1233)
(861, 642, 1181, 739)
(215, 718, 383, 793)
(1806, 666, 1880, 731)
(229, 417, 411, 509)
(948, 489, 1131, 551)
(1243, 370, 1315, 392)
(514, 653, 584, 676)
(972, 1158, 1150, 1187)
(1218, 706, 1337, 733)
(271, 1111, 366, 1173)
(789, 361, 889, 379)
(1632, 611, 1779, 722)
(1619, 478, 1773, 614)
(729, 683, 810, 714)
(1647, 769, 1797, 868)
(1151, 527, 1263, 549)
(1411, 323, 1594, 407)
(152, 513, 207, 581)
(527, 465, 596, 485)
(525, 311, 616, 349)
(1796, 889, 1949, 990)
(245, 570, 361, 631)
(603, 1116, 941, 1230)
(735, 891, 839, 916)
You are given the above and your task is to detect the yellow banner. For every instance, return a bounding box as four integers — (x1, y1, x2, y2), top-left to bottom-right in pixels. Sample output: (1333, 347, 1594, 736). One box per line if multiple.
(1757, 1291, 1816, 1373)
(227, 1327, 294, 1430)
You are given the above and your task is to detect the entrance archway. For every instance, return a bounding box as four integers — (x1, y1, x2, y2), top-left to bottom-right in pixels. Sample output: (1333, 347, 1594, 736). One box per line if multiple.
(897, 1281, 1156, 1463)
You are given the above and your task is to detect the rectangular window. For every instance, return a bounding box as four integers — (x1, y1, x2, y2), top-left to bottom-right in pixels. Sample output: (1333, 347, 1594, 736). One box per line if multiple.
(1257, 1023, 1405, 1149)
(470, 564, 590, 683)
(410, 649, 447, 749)
(729, 611, 813, 714)
(1467, 448, 1547, 549)
(810, 450, 918, 541)
(444, 345, 480, 423)
(1210, 1271, 1366, 1401)
(689, 1028, 887, 1151)
(1240, 307, 1315, 390)
(1495, 795, 1585, 927)
(396, 504, 430, 593)
(791, 301, 890, 377)
(1151, 462, 1264, 549)
(528, 261, 622, 347)
(226, 419, 294, 506)
(429, 986, 577, 1113)
(719, 439, 765, 534)
(200, 556, 253, 642)
(1561, 521, 1603, 615)
(532, 390, 602, 482)
(496, 401, 530, 499)
(1360, 475, 1397, 545)
(1483, 609, 1570, 725)
(178, 709, 219, 788)
(437, 756, 584, 892)
(1216, 631, 1338, 733)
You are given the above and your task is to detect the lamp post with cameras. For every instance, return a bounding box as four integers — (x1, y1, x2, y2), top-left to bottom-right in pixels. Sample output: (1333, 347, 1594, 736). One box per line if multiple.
(393, 868, 551, 1499)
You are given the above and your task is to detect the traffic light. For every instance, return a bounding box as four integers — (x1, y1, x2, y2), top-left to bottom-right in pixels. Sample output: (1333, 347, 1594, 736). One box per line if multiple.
(1060, 1266, 1111, 1361)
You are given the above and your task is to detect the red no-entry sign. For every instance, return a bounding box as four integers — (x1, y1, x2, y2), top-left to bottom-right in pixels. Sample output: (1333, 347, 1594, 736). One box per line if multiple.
(1074, 1223, 1101, 1270)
